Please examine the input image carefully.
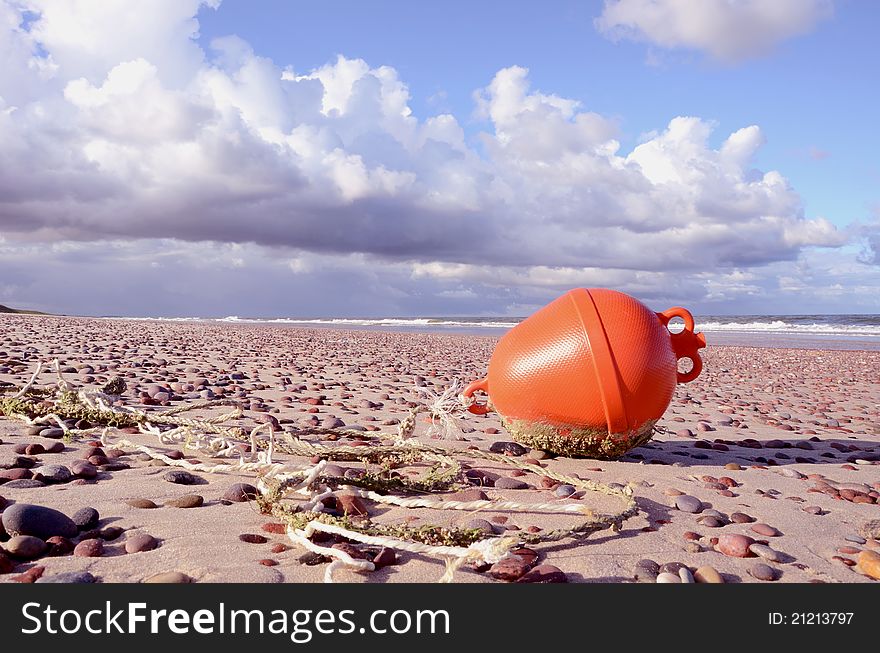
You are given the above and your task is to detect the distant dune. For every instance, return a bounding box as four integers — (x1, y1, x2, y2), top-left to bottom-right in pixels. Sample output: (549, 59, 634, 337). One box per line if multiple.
(0, 304, 49, 315)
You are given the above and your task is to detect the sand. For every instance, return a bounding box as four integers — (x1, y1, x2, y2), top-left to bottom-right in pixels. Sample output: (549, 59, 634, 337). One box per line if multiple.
(1, 314, 879, 584)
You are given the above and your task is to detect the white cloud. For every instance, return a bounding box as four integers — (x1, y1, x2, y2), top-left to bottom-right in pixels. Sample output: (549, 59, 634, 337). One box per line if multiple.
(596, 0, 834, 62)
(0, 0, 866, 315)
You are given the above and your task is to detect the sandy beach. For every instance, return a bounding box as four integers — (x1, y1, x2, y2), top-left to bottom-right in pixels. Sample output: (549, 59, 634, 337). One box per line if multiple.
(1, 314, 879, 584)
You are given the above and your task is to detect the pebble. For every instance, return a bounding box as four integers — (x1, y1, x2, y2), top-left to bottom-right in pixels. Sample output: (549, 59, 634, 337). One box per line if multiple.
(271, 543, 290, 554)
(31, 465, 71, 484)
(857, 550, 880, 580)
(493, 477, 529, 490)
(675, 495, 703, 513)
(554, 484, 576, 497)
(660, 562, 688, 575)
(1, 503, 78, 539)
(715, 534, 755, 558)
(165, 494, 204, 508)
(373, 547, 397, 568)
(694, 566, 724, 583)
(749, 563, 779, 581)
(464, 519, 495, 535)
(489, 556, 533, 581)
(749, 543, 782, 562)
(698, 516, 723, 528)
(679, 567, 695, 583)
(69, 460, 98, 479)
(515, 564, 567, 583)
(126, 498, 158, 509)
(1, 479, 44, 489)
(633, 559, 659, 583)
(5, 535, 47, 559)
(144, 572, 192, 584)
(163, 470, 202, 485)
(36, 571, 96, 584)
(223, 483, 258, 502)
(336, 493, 369, 517)
(12, 566, 44, 583)
(656, 572, 681, 583)
(72, 507, 100, 530)
(488, 441, 528, 456)
(46, 536, 74, 555)
(125, 533, 158, 553)
(240, 533, 268, 544)
(0, 550, 14, 573)
(74, 538, 104, 557)
(751, 523, 781, 537)
(730, 512, 755, 524)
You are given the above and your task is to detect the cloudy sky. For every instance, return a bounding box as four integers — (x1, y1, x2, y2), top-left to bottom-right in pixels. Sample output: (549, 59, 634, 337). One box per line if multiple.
(1, 0, 877, 317)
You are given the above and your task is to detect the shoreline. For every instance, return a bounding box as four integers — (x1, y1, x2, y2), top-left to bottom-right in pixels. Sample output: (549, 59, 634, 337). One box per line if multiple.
(1, 314, 879, 584)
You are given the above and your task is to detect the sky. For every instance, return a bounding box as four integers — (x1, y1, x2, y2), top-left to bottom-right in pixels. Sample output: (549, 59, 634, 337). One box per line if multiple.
(0, 0, 878, 317)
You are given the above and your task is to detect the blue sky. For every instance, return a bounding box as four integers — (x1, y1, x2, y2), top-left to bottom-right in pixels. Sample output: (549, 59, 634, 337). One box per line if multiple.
(0, 0, 878, 317)
(197, 0, 878, 228)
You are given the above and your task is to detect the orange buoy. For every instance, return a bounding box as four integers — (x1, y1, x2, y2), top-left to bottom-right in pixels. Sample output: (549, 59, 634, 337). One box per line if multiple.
(462, 288, 706, 458)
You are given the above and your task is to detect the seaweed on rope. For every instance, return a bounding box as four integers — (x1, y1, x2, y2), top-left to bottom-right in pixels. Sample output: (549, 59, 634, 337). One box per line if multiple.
(0, 359, 641, 582)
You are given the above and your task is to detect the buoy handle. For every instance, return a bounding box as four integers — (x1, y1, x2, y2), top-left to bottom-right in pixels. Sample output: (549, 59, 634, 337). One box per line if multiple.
(462, 377, 491, 415)
(657, 307, 707, 384)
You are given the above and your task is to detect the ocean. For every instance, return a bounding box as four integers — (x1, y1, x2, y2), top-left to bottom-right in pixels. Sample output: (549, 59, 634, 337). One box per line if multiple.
(115, 314, 880, 351)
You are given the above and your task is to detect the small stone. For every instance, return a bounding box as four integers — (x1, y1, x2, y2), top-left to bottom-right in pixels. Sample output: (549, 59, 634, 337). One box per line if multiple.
(239, 533, 268, 544)
(73, 538, 104, 557)
(679, 567, 695, 583)
(488, 441, 528, 456)
(163, 470, 201, 485)
(144, 572, 192, 584)
(493, 477, 529, 490)
(751, 523, 781, 537)
(336, 493, 369, 517)
(373, 547, 397, 568)
(45, 536, 74, 556)
(69, 460, 97, 479)
(36, 571, 96, 584)
(72, 507, 99, 530)
(554, 484, 576, 497)
(298, 551, 330, 566)
(0, 550, 14, 573)
(730, 512, 755, 524)
(749, 543, 782, 562)
(489, 556, 532, 581)
(261, 522, 287, 534)
(165, 494, 203, 508)
(516, 564, 567, 583)
(656, 572, 681, 583)
(1, 479, 44, 489)
(125, 498, 158, 509)
(698, 516, 723, 528)
(5, 535, 47, 559)
(223, 483, 258, 502)
(100, 526, 125, 541)
(464, 519, 495, 535)
(657, 562, 685, 576)
(674, 495, 703, 513)
(715, 534, 755, 557)
(125, 532, 158, 553)
(845, 534, 867, 544)
(633, 559, 659, 583)
(694, 566, 724, 583)
(31, 465, 72, 484)
(11, 566, 44, 583)
(1, 503, 78, 539)
(259, 559, 278, 567)
(749, 563, 779, 581)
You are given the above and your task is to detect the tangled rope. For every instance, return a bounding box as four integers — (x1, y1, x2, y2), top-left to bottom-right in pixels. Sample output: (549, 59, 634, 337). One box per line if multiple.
(0, 360, 639, 582)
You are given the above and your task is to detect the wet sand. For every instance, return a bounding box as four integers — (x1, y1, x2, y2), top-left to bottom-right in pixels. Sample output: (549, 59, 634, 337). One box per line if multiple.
(1, 314, 879, 583)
